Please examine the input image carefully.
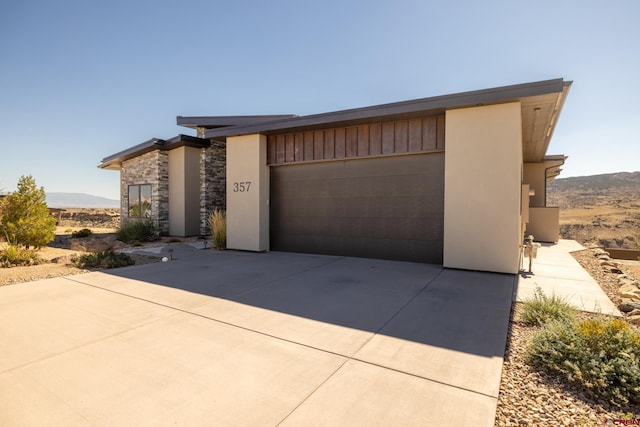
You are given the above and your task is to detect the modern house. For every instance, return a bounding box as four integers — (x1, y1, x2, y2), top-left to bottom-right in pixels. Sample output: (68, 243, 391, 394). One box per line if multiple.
(100, 78, 571, 274)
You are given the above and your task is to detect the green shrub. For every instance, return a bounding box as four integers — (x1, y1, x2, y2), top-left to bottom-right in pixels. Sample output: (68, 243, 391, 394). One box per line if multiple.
(0, 175, 56, 248)
(521, 287, 576, 326)
(72, 250, 135, 269)
(116, 220, 156, 244)
(527, 316, 640, 405)
(0, 244, 43, 267)
(71, 228, 93, 238)
(208, 209, 226, 250)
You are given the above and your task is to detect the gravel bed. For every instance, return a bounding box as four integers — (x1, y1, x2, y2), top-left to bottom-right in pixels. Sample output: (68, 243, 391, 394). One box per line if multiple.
(495, 249, 640, 426)
(0, 250, 160, 286)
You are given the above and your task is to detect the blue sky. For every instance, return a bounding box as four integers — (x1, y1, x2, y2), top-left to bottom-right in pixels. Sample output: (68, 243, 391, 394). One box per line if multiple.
(1, 0, 638, 200)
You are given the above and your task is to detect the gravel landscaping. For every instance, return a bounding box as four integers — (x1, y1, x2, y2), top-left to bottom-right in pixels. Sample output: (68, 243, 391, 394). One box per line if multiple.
(495, 249, 640, 426)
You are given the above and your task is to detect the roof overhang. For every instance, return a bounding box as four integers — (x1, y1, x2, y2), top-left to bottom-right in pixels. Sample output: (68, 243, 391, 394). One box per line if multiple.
(99, 135, 209, 170)
(203, 78, 572, 164)
(541, 155, 568, 182)
(177, 115, 298, 130)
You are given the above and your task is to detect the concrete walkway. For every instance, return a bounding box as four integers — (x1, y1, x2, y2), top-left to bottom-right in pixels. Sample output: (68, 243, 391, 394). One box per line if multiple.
(0, 248, 515, 426)
(516, 239, 621, 316)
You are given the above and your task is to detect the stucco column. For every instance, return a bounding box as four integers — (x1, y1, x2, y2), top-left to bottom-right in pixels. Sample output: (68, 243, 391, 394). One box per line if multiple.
(168, 146, 200, 237)
(226, 134, 269, 251)
(443, 102, 523, 274)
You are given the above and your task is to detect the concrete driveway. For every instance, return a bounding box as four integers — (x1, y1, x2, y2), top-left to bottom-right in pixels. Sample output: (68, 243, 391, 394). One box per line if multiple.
(0, 246, 515, 426)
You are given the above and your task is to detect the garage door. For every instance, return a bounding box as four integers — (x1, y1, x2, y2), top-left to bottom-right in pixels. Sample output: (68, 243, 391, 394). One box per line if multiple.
(270, 152, 444, 263)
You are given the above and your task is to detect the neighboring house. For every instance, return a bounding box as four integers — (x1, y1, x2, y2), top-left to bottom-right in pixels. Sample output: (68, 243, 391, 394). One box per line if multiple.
(100, 78, 571, 274)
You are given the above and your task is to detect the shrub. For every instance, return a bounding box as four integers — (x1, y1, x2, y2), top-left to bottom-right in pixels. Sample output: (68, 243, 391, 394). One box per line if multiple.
(116, 220, 156, 244)
(527, 316, 640, 405)
(521, 287, 576, 326)
(71, 228, 93, 238)
(0, 175, 56, 248)
(0, 244, 43, 267)
(208, 209, 226, 250)
(72, 250, 135, 269)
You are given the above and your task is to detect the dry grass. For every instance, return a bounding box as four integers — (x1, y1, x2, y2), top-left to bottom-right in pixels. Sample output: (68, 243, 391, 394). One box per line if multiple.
(208, 209, 226, 250)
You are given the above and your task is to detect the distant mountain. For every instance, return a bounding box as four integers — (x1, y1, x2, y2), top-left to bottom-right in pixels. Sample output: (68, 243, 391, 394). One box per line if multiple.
(548, 171, 640, 209)
(46, 192, 119, 208)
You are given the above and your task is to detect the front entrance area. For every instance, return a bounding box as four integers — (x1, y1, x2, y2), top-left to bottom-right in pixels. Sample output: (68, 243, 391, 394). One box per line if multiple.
(269, 152, 445, 263)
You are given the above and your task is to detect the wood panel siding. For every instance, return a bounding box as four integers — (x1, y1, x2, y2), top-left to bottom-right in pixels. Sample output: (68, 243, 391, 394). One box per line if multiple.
(266, 114, 445, 165)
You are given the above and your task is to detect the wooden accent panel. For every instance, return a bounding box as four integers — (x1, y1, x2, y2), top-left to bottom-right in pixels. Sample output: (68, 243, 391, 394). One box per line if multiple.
(313, 130, 324, 160)
(285, 134, 295, 163)
(294, 133, 304, 162)
(346, 127, 358, 157)
(276, 135, 285, 164)
(382, 122, 395, 154)
(357, 125, 369, 156)
(423, 116, 437, 150)
(324, 129, 334, 158)
(436, 115, 445, 150)
(394, 120, 408, 153)
(335, 128, 346, 159)
(267, 135, 277, 164)
(369, 123, 382, 155)
(266, 114, 445, 165)
(408, 119, 422, 152)
(303, 132, 313, 161)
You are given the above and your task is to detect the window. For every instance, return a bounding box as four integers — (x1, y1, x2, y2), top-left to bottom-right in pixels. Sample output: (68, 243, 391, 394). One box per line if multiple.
(128, 184, 151, 218)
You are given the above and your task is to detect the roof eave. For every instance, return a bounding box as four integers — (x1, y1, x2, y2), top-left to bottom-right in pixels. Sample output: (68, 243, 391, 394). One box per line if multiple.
(98, 135, 209, 170)
(204, 78, 568, 140)
(177, 115, 298, 129)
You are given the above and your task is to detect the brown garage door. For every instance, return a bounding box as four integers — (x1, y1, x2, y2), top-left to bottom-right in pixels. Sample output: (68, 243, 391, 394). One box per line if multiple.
(270, 152, 444, 263)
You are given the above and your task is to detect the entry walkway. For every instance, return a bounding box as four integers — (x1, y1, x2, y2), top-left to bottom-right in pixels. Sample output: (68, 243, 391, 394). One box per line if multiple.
(515, 239, 621, 316)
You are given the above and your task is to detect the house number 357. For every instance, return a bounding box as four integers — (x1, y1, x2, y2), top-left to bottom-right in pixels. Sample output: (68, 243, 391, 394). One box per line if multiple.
(233, 182, 251, 192)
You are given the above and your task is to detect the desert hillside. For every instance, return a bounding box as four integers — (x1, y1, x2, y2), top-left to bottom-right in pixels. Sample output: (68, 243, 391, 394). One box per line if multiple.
(548, 171, 640, 248)
(54, 208, 120, 230)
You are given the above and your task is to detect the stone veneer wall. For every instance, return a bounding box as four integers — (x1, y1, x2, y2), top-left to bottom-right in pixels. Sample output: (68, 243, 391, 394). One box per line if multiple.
(199, 141, 227, 235)
(121, 150, 169, 235)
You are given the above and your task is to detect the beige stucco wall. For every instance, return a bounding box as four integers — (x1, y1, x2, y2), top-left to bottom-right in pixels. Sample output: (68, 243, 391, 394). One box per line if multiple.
(526, 207, 560, 243)
(168, 146, 201, 236)
(523, 163, 547, 207)
(443, 102, 523, 274)
(226, 134, 269, 251)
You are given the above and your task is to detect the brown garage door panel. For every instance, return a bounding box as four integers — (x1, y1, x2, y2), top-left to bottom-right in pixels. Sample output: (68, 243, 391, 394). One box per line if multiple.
(270, 153, 444, 264)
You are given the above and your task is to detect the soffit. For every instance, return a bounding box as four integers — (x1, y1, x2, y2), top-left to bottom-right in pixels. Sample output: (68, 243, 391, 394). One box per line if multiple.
(521, 83, 571, 162)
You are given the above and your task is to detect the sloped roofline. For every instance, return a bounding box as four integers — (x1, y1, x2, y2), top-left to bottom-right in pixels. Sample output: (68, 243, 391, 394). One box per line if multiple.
(204, 78, 571, 140)
(177, 115, 298, 129)
(99, 135, 209, 170)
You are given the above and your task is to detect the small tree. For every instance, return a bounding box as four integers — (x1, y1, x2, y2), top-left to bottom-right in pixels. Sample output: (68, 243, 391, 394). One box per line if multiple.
(0, 175, 56, 248)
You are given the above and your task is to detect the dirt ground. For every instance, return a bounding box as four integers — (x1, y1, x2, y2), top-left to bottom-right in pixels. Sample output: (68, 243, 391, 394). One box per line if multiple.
(1, 209, 163, 286)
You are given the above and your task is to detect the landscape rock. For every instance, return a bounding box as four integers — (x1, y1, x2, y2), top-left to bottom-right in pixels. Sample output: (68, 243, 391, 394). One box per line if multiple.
(51, 255, 75, 264)
(619, 277, 639, 288)
(602, 265, 624, 274)
(618, 284, 640, 300)
(619, 299, 640, 312)
(600, 260, 620, 268)
(593, 248, 609, 257)
(626, 315, 640, 326)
